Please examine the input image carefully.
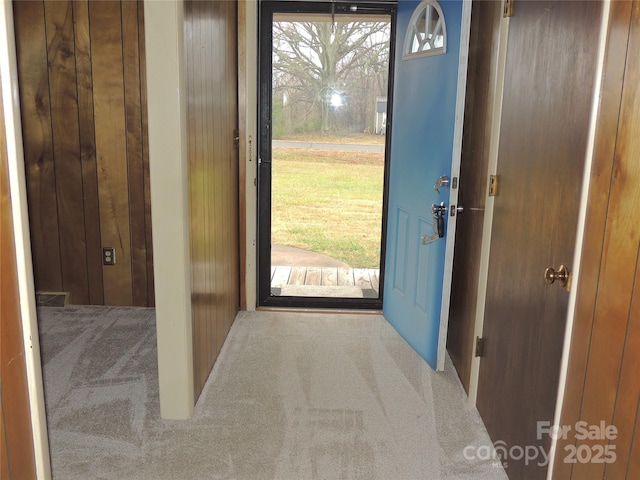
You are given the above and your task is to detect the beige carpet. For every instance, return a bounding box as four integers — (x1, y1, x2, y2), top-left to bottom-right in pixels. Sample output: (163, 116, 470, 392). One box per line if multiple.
(38, 307, 506, 480)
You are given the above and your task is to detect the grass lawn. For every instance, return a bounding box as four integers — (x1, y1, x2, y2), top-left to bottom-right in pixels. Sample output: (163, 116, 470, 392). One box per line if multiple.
(271, 147, 384, 268)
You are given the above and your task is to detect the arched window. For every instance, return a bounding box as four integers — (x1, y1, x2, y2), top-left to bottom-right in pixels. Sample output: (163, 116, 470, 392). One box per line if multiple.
(403, 0, 447, 59)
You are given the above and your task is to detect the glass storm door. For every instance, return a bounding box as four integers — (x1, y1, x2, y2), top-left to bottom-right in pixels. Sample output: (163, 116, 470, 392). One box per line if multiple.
(258, 1, 396, 309)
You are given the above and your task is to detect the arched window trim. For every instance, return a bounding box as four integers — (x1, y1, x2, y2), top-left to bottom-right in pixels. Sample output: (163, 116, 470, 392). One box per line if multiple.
(403, 0, 447, 60)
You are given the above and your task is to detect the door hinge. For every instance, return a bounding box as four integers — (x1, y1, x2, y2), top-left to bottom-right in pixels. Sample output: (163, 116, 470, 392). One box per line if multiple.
(452, 177, 458, 189)
(488, 175, 499, 197)
(503, 0, 514, 17)
(475, 336, 485, 357)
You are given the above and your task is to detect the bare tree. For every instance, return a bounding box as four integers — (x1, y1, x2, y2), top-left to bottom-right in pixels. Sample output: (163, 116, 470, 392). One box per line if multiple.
(273, 20, 390, 133)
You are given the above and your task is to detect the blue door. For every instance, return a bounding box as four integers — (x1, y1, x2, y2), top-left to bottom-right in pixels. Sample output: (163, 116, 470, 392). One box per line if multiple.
(383, 0, 471, 369)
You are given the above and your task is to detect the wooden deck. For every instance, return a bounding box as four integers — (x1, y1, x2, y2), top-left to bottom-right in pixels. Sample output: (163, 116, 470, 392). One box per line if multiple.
(271, 266, 380, 298)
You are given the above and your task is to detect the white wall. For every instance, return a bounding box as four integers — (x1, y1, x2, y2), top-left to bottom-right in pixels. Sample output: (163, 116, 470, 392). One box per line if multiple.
(144, 0, 194, 419)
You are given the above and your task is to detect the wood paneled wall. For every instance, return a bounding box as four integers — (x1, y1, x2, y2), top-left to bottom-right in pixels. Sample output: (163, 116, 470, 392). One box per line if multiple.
(185, 0, 240, 398)
(554, 1, 640, 478)
(1, 79, 37, 480)
(13, 0, 153, 306)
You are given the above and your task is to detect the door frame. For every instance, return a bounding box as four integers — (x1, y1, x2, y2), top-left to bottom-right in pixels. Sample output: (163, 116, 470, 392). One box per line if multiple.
(256, 0, 397, 310)
(0, 2, 52, 477)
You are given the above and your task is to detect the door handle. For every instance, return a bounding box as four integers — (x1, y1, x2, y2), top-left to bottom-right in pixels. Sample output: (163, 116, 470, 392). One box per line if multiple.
(436, 215, 444, 237)
(544, 264, 572, 290)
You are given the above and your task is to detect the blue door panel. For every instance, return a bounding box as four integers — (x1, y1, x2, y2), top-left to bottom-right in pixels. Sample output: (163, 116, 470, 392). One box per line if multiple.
(383, 0, 464, 369)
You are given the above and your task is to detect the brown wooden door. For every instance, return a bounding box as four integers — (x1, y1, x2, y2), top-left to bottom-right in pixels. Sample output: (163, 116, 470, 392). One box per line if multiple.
(447, 0, 502, 392)
(476, 2, 602, 479)
(184, 0, 240, 399)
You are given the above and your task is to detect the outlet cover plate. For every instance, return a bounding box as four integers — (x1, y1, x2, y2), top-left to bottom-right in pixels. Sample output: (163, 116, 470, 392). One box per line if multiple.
(103, 247, 116, 265)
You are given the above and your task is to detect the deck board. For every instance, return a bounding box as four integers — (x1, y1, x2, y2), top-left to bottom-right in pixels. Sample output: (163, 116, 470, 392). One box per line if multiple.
(288, 266, 306, 285)
(304, 267, 322, 285)
(353, 268, 372, 290)
(321, 267, 338, 286)
(337, 268, 355, 286)
(370, 270, 380, 292)
(271, 266, 291, 287)
(272, 265, 380, 297)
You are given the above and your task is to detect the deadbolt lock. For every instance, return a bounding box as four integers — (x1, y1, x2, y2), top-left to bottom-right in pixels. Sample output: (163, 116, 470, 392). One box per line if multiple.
(544, 264, 572, 291)
(431, 202, 447, 216)
(431, 202, 446, 238)
(433, 175, 450, 195)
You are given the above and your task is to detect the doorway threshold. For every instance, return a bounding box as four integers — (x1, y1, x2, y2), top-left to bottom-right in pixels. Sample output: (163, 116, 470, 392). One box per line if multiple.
(255, 306, 383, 315)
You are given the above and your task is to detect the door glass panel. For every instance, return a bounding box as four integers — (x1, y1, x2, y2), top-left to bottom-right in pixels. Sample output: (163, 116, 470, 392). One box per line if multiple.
(269, 13, 391, 300)
(403, 0, 447, 59)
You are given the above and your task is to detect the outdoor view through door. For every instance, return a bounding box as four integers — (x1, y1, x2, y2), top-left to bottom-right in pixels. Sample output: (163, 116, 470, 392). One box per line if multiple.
(258, 2, 395, 308)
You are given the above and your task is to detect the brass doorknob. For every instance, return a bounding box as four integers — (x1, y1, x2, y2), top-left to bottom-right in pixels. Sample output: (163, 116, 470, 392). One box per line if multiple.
(544, 264, 571, 289)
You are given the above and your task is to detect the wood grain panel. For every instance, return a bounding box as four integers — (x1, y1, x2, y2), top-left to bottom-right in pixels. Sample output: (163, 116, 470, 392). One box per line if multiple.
(122, 0, 148, 306)
(1, 88, 37, 480)
(12, 1, 62, 293)
(563, 2, 640, 478)
(606, 246, 640, 480)
(206, 0, 215, 381)
(552, 2, 633, 478)
(44, 0, 89, 304)
(237, 0, 248, 310)
(89, 1, 133, 306)
(73, 0, 104, 305)
(571, 4, 640, 476)
(1, 403, 8, 479)
(629, 402, 640, 478)
(226, 0, 239, 336)
(202, 0, 211, 391)
(184, 0, 199, 388)
(202, 0, 214, 378)
(213, 0, 225, 368)
(447, 0, 501, 392)
(138, 1, 155, 307)
(185, 0, 239, 399)
(14, 0, 153, 306)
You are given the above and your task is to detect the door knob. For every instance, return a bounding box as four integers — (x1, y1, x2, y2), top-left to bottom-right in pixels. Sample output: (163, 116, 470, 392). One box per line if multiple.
(544, 264, 571, 289)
